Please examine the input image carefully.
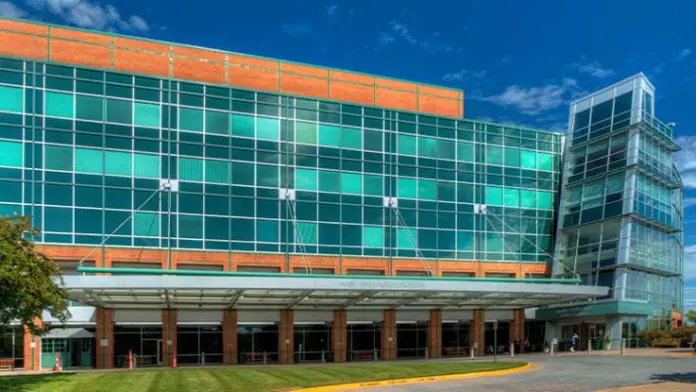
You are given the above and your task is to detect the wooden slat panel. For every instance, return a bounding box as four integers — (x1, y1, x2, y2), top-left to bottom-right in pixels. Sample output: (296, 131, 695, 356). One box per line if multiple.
(280, 73, 328, 99)
(113, 48, 170, 77)
(329, 80, 374, 106)
(228, 65, 278, 92)
(375, 87, 417, 112)
(51, 39, 111, 69)
(0, 31, 48, 60)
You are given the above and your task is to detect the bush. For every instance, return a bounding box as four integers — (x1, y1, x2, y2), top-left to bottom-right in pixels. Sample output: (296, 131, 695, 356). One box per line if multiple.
(638, 327, 696, 348)
(651, 338, 680, 348)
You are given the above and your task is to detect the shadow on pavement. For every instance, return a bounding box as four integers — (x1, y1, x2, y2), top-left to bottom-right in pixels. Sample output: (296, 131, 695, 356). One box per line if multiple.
(651, 372, 696, 384)
(0, 373, 75, 392)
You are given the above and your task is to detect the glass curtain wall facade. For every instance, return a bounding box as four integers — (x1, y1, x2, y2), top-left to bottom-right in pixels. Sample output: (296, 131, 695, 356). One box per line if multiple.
(0, 57, 562, 266)
(553, 74, 684, 333)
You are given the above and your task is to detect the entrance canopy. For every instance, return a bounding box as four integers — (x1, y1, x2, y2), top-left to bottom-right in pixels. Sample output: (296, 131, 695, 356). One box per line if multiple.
(61, 268, 608, 311)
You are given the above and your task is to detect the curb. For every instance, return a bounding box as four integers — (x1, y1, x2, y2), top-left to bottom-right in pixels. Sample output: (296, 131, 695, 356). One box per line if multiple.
(292, 363, 536, 392)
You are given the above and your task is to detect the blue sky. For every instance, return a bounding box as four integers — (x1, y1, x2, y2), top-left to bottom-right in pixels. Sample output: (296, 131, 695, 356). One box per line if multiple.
(2, 0, 695, 310)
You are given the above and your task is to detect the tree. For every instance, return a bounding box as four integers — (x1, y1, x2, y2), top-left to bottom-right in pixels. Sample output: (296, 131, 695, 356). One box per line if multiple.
(0, 216, 69, 335)
(686, 310, 696, 326)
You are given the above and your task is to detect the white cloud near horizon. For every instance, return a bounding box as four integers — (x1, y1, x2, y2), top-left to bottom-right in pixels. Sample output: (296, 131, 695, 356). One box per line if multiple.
(573, 60, 616, 78)
(480, 78, 581, 116)
(11, 0, 150, 32)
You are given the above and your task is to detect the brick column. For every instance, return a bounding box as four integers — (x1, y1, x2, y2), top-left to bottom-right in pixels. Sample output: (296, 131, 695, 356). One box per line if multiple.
(427, 309, 442, 359)
(162, 310, 177, 367)
(23, 319, 42, 371)
(510, 309, 525, 353)
(469, 309, 485, 356)
(279, 310, 294, 364)
(222, 309, 238, 365)
(331, 310, 347, 363)
(380, 309, 397, 361)
(95, 309, 114, 369)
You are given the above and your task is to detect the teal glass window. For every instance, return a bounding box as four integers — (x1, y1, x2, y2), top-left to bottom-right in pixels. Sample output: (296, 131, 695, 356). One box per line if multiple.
(504, 147, 520, 167)
(319, 125, 340, 147)
(0, 85, 23, 112)
(257, 117, 279, 140)
(180, 108, 203, 132)
(538, 191, 553, 210)
(232, 162, 255, 185)
(520, 150, 536, 169)
(257, 219, 278, 243)
(296, 121, 317, 144)
(398, 135, 417, 156)
(341, 127, 362, 149)
(106, 99, 132, 124)
(134, 154, 160, 179)
(419, 179, 437, 200)
(205, 110, 229, 135)
(438, 139, 456, 160)
(179, 215, 203, 239)
(486, 145, 503, 165)
(363, 226, 383, 248)
(134, 212, 159, 236)
(105, 150, 132, 176)
(44, 207, 72, 232)
(0, 140, 21, 168)
(457, 231, 474, 251)
(206, 159, 230, 184)
(231, 114, 254, 137)
(419, 137, 438, 158)
(296, 168, 318, 191)
(75, 148, 103, 174)
(134, 102, 160, 128)
(45, 145, 73, 171)
(45, 91, 74, 118)
(257, 164, 279, 187)
(397, 178, 417, 199)
(296, 222, 317, 244)
(485, 186, 503, 206)
(521, 189, 536, 209)
(76, 95, 104, 121)
(503, 187, 520, 207)
(397, 228, 416, 249)
(537, 152, 553, 171)
(486, 233, 503, 252)
(364, 174, 383, 196)
(319, 170, 340, 193)
(458, 141, 474, 162)
(341, 172, 362, 194)
(179, 157, 203, 181)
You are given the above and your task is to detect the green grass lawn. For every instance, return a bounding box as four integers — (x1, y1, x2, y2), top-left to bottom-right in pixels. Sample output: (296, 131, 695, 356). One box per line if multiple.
(0, 361, 525, 392)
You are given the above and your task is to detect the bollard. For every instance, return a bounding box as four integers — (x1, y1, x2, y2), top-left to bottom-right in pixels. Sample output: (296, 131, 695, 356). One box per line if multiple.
(202, 352, 205, 366)
(133, 354, 138, 370)
(620, 339, 626, 355)
(373, 348, 378, 361)
(425, 347, 428, 360)
(587, 340, 592, 355)
(510, 343, 515, 357)
(469, 346, 474, 359)
(321, 350, 325, 364)
(263, 352, 268, 364)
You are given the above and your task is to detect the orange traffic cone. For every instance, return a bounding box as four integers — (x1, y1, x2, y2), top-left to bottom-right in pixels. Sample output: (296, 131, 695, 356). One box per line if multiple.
(52, 353, 62, 373)
(171, 354, 177, 368)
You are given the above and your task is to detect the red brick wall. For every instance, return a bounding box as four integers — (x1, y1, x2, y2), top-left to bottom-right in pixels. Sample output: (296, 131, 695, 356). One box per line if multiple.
(278, 310, 294, 364)
(380, 310, 397, 360)
(331, 310, 348, 363)
(222, 309, 238, 364)
(161, 310, 177, 367)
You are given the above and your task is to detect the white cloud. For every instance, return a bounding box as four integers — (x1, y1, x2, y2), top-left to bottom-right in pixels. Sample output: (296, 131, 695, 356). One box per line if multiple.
(326, 4, 338, 17)
(675, 136, 696, 189)
(677, 48, 692, 61)
(684, 198, 696, 209)
(573, 61, 616, 78)
(480, 78, 580, 116)
(0, 1, 27, 17)
(378, 21, 452, 55)
(26, 0, 149, 32)
(442, 69, 487, 82)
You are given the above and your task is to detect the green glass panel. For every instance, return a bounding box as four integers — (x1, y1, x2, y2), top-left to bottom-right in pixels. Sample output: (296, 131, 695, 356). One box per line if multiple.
(397, 228, 416, 249)
(457, 231, 474, 251)
(341, 172, 362, 194)
(0, 140, 22, 167)
(419, 179, 437, 200)
(398, 134, 417, 156)
(296, 121, 317, 144)
(364, 174, 383, 196)
(363, 226, 383, 248)
(397, 178, 417, 199)
(419, 136, 438, 158)
(538, 191, 554, 210)
(257, 219, 278, 243)
(134, 212, 159, 236)
(179, 215, 203, 239)
(521, 189, 536, 209)
(458, 141, 474, 162)
(180, 107, 203, 132)
(232, 162, 255, 185)
(504, 147, 520, 167)
(257, 117, 279, 140)
(486, 233, 503, 252)
(503, 187, 520, 207)
(537, 152, 553, 171)
(485, 186, 503, 206)
(257, 164, 278, 187)
(438, 139, 456, 160)
(0, 85, 22, 112)
(45, 145, 73, 171)
(206, 159, 230, 184)
(134, 154, 160, 179)
(44, 207, 72, 232)
(319, 125, 340, 147)
(341, 127, 362, 149)
(520, 150, 536, 169)
(105, 150, 132, 176)
(106, 99, 132, 124)
(296, 168, 317, 191)
(179, 157, 203, 181)
(76, 95, 104, 121)
(319, 170, 340, 193)
(134, 102, 160, 128)
(45, 91, 74, 118)
(486, 145, 503, 165)
(205, 110, 229, 135)
(75, 148, 103, 174)
(296, 222, 317, 244)
(231, 114, 255, 137)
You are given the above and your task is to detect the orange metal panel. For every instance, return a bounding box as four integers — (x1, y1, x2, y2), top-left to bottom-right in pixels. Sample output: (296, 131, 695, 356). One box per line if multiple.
(113, 48, 170, 77)
(174, 57, 225, 85)
(329, 80, 374, 106)
(51, 40, 111, 69)
(280, 73, 329, 99)
(173, 46, 226, 62)
(113, 37, 169, 54)
(375, 87, 417, 112)
(0, 31, 47, 60)
(0, 19, 47, 35)
(228, 65, 279, 92)
(280, 62, 328, 78)
(51, 28, 110, 45)
(330, 70, 373, 85)
(375, 77, 417, 92)
(228, 54, 278, 71)
(418, 95, 460, 118)
(418, 85, 460, 99)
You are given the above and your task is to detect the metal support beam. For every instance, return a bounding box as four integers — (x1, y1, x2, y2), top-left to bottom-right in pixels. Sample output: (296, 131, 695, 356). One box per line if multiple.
(287, 290, 314, 309)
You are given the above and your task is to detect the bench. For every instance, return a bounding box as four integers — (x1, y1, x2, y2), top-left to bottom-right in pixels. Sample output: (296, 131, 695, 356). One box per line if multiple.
(351, 350, 374, 361)
(442, 347, 468, 357)
(0, 359, 15, 371)
(244, 352, 267, 364)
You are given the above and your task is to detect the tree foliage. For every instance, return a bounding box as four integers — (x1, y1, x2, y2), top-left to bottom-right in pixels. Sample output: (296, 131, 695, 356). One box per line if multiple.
(686, 310, 696, 325)
(0, 216, 69, 335)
